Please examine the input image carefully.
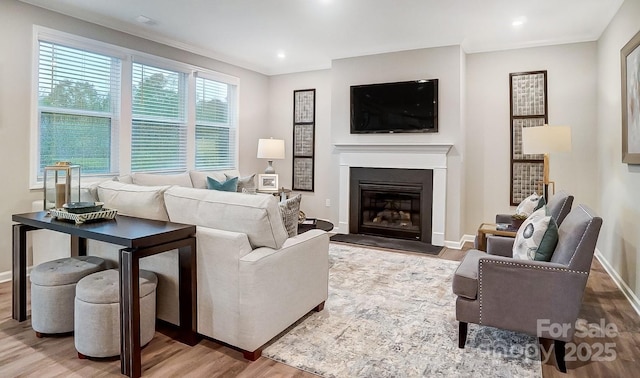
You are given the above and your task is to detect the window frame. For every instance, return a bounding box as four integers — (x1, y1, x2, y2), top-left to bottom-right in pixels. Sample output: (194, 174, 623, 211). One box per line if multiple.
(30, 26, 240, 189)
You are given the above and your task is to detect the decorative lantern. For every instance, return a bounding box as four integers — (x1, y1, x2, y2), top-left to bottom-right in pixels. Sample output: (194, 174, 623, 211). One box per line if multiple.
(43, 162, 81, 210)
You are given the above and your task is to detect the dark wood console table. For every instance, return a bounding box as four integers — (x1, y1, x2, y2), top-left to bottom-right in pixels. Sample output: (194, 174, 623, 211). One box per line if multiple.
(12, 211, 198, 378)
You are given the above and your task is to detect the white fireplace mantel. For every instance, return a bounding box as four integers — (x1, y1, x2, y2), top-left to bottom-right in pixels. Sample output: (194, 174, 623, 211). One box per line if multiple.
(334, 143, 453, 246)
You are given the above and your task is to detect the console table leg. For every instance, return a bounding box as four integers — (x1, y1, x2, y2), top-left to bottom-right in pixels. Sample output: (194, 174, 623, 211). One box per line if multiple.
(12, 224, 34, 321)
(119, 248, 141, 378)
(178, 237, 199, 345)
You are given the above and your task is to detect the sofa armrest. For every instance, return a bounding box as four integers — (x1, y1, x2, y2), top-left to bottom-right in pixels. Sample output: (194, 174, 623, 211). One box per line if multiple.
(194, 226, 254, 343)
(486, 235, 515, 257)
(478, 256, 589, 341)
(236, 229, 329, 351)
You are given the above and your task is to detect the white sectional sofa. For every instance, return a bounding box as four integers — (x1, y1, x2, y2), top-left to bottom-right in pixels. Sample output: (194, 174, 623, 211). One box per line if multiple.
(32, 170, 329, 359)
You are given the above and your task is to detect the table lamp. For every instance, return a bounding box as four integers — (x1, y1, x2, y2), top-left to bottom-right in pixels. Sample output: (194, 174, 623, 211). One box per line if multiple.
(257, 138, 285, 174)
(522, 124, 572, 201)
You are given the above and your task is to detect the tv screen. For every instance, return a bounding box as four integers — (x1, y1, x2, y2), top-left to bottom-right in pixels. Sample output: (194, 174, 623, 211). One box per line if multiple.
(350, 79, 438, 134)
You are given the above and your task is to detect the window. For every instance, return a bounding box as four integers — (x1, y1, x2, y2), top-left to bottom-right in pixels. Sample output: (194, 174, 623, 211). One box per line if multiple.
(195, 75, 237, 170)
(132, 63, 187, 172)
(33, 29, 239, 186)
(37, 41, 120, 179)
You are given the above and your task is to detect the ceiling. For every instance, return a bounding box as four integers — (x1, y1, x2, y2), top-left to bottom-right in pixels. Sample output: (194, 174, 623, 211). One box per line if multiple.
(20, 0, 624, 76)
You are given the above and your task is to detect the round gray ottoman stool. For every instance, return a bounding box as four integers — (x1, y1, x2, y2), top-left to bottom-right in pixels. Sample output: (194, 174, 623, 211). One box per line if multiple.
(74, 269, 158, 359)
(30, 256, 106, 337)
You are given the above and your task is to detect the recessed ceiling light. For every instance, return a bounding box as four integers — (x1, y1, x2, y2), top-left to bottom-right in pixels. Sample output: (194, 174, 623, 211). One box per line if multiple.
(135, 15, 155, 25)
(512, 17, 527, 27)
(277, 51, 286, 59)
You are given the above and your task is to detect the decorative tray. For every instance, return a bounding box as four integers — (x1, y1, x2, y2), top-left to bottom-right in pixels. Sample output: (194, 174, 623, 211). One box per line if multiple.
(49, 208, 118, 224)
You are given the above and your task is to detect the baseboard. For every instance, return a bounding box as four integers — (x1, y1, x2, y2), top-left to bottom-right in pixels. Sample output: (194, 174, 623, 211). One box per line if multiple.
(0, 266, 33, 284)
(444, 234, 475, 250)
(595, 249, 640, 318)
(0, 270, 11, 284)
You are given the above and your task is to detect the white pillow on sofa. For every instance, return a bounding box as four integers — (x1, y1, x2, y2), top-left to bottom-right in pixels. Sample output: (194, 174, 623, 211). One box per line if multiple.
(132, 172, 193, 187)
(97, 181, 171, 221)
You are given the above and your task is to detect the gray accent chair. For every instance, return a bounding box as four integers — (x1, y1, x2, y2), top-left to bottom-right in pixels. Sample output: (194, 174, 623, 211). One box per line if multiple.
(453, 204, 602, 372)
(496, 190, 574, 226)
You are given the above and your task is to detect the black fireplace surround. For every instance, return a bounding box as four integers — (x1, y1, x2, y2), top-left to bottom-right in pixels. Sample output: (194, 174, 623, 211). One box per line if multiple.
(349, 167, 433, 243)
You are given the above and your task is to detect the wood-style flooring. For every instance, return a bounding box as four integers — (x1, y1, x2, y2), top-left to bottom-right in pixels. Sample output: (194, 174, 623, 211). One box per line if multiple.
(0, 243, 638, 377)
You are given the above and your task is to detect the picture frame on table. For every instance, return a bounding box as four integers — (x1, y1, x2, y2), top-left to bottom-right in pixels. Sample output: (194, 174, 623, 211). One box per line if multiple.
(622, 29, 640, 164)
(258, 174, 278, 190)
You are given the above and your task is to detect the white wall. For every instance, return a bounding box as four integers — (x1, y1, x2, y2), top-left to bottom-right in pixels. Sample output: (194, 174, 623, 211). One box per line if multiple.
(596, 0, 640, 301)
(329, 46, 466, 241)
(465, 42, 599, 233)
(0, 0, 269, 275)
(267, 70, 333, 221)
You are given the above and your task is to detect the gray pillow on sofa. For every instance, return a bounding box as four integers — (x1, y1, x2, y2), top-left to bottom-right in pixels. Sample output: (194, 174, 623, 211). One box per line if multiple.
(225, 173, 256, 193)
(279, 194, 301, 238)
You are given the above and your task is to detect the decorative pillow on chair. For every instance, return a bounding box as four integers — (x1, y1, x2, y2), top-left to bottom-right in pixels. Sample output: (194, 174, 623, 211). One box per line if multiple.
(512, 206, 559, 261)
(515, 193, 545, 216)
(206, 176, 238, 192)
(225, 173, 256, 193)
(279, 194, 302, 238)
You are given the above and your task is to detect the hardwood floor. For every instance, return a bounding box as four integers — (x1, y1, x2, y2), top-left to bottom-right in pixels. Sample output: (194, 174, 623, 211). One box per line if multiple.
(0, 243, 638, 377)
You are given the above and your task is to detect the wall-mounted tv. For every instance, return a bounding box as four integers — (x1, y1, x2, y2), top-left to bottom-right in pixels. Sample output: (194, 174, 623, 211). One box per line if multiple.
(350, 79, 438, 134)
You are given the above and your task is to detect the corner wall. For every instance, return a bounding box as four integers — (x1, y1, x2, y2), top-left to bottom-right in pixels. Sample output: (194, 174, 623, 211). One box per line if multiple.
(596, 0, 640, 305)
(465, 43, 598, 233)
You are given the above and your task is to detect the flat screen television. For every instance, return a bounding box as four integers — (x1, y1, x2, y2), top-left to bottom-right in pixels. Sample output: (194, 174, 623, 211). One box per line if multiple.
(350, 79, 438, 134)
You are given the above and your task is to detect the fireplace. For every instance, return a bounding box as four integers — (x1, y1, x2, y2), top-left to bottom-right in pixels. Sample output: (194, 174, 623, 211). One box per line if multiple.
(349, 167, 433, 243)
(335, 143, 451, 246)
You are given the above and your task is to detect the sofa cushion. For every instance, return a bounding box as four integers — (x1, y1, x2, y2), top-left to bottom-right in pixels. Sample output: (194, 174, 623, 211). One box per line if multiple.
(207, 176, 238, 192)
(225, 173, 256, 193)
(189, 170, 240, 189)
(512, 206, 559, 261)
(132, 172, 193, 187)
(164, 186, 289, 249)
(515, 192, 545, 216)
(279, 194, 301, 237)
(97, 181, 170, 221)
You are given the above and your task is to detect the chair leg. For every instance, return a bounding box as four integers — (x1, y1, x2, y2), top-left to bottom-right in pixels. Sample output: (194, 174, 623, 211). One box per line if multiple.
(554, 340, 567, 373)
(458, 322, 468, 348)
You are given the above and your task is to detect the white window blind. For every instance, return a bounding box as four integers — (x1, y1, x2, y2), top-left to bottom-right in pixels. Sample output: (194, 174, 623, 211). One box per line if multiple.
(131, 63, 187, 172)
(37, 41, 120, 178)
(195, 76, 237, 170)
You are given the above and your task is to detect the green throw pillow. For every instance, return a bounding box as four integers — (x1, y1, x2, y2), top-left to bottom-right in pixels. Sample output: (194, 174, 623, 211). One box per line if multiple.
(206, 176, 238, 192)
(512, 206, 558, 262)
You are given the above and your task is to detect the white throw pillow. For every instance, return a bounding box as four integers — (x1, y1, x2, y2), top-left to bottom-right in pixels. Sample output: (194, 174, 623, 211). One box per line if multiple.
(515, 192, 544, 216)
(97, 181, 171, 221)
(512, 207, 559, 261)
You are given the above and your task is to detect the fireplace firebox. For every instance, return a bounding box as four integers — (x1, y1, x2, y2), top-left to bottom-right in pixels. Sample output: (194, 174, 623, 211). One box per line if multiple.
(349, 167, 433, 243)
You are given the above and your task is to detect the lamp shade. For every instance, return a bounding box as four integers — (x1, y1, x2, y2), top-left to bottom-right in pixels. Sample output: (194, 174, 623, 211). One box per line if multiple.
(522, 125, 572, 154)
(257, 138, 285, 159)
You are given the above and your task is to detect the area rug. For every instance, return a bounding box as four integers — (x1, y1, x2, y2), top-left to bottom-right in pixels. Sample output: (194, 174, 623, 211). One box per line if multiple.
(263, 243, 542, 377)
(330, 233, 442, 255)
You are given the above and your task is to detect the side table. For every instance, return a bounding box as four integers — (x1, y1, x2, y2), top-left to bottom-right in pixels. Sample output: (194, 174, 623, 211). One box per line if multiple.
(298, 219, 334, 234)
(476, 222, 518, 251)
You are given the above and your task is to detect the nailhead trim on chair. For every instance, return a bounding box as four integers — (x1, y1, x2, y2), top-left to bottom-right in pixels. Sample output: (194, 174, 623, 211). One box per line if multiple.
(478, 260, 588, 324)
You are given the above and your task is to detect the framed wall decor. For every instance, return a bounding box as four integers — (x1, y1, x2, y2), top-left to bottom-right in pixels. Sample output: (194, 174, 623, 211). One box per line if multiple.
(621, 29, 640, 164)
(258, 174, 278, 191)
(509, 70, 548, 205)
(292, 89, 315, 191)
